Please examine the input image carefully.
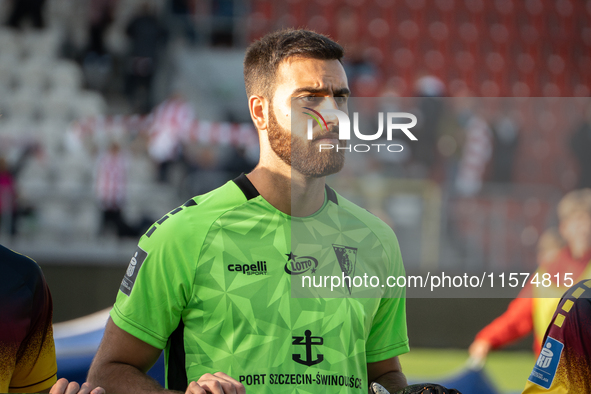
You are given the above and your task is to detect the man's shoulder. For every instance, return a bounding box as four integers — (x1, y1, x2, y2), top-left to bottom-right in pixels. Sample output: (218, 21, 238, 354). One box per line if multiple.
(139, 180, 249, 243)
(331, 188, 396, 237)
(0, 244, 44, 293)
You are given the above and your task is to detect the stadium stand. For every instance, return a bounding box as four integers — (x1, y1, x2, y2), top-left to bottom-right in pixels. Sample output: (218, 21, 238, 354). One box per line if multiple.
(247, 0, 590, 98)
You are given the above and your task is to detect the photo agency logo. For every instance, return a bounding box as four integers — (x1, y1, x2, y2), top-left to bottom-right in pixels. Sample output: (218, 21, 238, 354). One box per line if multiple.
(302, 107, 418, 153)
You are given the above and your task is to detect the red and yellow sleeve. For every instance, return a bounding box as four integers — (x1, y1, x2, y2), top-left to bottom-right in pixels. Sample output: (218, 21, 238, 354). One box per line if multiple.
(9, 275, 57, 393)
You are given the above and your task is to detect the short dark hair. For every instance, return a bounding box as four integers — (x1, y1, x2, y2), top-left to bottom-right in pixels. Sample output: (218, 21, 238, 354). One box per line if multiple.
(243, 29, 344, 100)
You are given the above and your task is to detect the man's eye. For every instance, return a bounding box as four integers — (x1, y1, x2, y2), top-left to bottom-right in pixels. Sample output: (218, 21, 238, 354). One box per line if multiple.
(335, 96, 348, 104)
(302, 96, 321, 103)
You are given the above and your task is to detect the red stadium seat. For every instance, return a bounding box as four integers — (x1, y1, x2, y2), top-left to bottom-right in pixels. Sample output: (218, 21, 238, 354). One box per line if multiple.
(464, 0, 485, 14)
(480, 80, 500, 97)
(245, 0, 590, 99)
(512, 82, 531, 97)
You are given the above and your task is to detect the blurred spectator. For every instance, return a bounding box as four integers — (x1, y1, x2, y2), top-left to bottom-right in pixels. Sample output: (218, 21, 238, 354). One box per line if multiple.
(181, 142, 226, 197)
(83, 0, 117, 91)
(469, 188, 591, 363)
(94, 141, 135, 238)
(147, 92, 194, 183)
(454, 111, 492, 196)
(468, 228, 565, 365)
(413, 71, 445, 174)
(125, 2, 168, 114)
(5, 0, 46, 30)
(0, 146, 37, 236)
(570, 104, 591, 188)
(344, 45, 380, 97)
(87, 0, 117, 56)
(0, 156, 17, 236)
(414, 71, 446, 98)
(167, 0, 196, 45)
(210, 0, 235, 46)
(490, 113, 520, 183)
(182, 143, 254, 198)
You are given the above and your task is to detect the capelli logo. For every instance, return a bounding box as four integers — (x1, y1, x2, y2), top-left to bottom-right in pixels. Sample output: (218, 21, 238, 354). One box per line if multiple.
(303, 107, 417, 153)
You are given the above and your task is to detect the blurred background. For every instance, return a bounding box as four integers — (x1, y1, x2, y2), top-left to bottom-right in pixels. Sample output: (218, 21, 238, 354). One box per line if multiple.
(0, 0, 590, 392)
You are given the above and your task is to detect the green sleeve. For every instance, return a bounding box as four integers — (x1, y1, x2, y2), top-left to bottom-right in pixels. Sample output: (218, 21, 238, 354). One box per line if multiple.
(366, 232, 409, 363)
(110, 209, 201, 349)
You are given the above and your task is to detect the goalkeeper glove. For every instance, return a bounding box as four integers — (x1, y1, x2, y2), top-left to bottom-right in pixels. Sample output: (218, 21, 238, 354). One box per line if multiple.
(370, 382, 462, 394)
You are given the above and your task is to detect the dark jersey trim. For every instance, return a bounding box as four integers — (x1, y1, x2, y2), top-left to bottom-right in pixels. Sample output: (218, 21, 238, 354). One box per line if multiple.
(183, 199, 197, 207)
(9, 372, 57, 389)
(325, 185, 338, 205)
(233, 173, 260, 200)
(157, 215, 169, 225)
(146, 226, 157, 237)
(170, 207, 183, 215)
(167, 319, 187, 391)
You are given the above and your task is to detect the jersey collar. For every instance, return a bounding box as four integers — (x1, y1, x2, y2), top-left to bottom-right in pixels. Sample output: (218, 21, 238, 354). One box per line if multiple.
(233, 173, 339, 206)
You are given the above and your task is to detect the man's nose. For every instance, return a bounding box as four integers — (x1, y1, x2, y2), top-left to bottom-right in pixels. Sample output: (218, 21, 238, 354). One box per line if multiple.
(318, 98, 340, 126)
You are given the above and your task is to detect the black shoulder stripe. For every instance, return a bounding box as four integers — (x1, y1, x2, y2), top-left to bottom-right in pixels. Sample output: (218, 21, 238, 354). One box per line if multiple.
(157, 215, 169, 225)
(146, 226, 157, 238)
(170, 207, 183, 215)
(325, 184, 338, 205)
(233, 173, 260, 200)
(183, 199, 197, 207)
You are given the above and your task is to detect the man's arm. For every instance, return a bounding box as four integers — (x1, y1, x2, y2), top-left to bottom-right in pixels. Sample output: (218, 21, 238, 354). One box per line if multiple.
(88, 318, 246, 394)
(469, 295, 534, 360)
(87, 318, 167, 394)
(368, 356, 407, 393)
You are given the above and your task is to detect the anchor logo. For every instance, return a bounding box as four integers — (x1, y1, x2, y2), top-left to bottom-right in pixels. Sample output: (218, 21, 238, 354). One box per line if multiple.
(292, 330, 324, 366)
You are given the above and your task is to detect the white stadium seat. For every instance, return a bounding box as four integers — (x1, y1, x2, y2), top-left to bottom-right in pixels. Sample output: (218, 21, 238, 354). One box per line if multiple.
(49, 60, 83, 93)
(9, 87, 40, 120)
(75, 91, 107, 118)
(15, 60, 51, 91)
(42, 88, 75, 123)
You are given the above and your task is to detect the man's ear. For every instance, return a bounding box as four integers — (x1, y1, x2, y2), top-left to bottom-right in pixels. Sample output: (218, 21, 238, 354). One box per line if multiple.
(248, 95, 268, 132)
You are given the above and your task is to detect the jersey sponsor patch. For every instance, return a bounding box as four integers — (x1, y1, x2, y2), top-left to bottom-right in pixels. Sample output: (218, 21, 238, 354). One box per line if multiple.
(528, 336, 564, 389)
(332, 245, 358, 294)
(120, 247, 148, 296)
(284, 252, 319, 275)
(228, 261, 268, 275)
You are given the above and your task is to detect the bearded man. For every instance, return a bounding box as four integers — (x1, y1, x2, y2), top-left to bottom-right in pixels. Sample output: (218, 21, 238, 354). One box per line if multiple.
(84, 29, 459, 394)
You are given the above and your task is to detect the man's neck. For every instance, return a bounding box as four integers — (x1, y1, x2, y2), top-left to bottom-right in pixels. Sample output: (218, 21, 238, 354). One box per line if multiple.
(246, 165, 326, 217)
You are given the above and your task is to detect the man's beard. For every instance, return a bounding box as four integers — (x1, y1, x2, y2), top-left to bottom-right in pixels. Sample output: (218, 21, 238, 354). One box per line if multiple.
(267, 104, 346, 178)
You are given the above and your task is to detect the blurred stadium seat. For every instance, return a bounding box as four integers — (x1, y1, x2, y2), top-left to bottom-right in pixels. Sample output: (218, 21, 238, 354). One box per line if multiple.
(245, 0, 590, 97)
(9, 87, 40, 120)
(43, 89, 75, 123)
(75, 92, 108, 119)
(50, 60, 84, 93)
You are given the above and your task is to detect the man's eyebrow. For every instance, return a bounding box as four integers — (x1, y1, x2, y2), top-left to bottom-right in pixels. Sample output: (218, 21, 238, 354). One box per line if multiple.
(333, 87, 351, 96)
(292, 86, 351, 96)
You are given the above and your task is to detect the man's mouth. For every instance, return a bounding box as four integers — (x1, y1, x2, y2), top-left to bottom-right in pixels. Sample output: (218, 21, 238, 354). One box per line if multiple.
(313, 132, 340, 144)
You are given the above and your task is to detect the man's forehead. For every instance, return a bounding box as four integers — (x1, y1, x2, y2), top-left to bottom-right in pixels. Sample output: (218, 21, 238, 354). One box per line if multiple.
(276, 57, 348, 93)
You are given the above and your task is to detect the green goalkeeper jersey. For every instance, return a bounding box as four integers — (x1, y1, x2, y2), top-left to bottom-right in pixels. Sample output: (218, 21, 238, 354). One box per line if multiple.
(111, 174, 409, 393)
